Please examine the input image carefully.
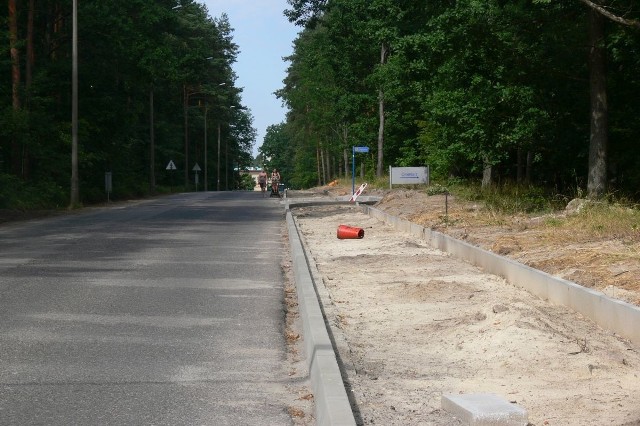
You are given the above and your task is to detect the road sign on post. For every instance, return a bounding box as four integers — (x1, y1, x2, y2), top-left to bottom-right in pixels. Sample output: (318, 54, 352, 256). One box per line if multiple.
(105, 172, 112, 203)
(166, 160, 177, 170)
(352, 146, 370, 195)
(193, 163, 201, 191)
(166, 160, 177, 193)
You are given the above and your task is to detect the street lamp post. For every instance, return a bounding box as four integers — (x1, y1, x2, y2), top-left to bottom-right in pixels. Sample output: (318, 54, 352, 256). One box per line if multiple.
(183, 85, 190, 188)
(226, 106, 236, 191)
(183, 82, 224, 191)
(203, 101, 208, 191)
(225, 131, 228, 191)
(217, 122, 221, 191)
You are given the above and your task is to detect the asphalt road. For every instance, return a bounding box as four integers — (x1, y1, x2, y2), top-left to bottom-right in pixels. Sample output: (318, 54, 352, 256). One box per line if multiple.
(0, 192, 293, 425)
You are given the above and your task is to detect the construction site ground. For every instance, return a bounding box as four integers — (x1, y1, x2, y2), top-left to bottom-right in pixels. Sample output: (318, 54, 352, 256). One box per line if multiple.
(285, 186, 640, 426)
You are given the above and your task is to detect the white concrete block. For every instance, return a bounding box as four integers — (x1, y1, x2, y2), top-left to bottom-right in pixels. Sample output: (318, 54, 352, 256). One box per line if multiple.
(442, 393, 528, 426)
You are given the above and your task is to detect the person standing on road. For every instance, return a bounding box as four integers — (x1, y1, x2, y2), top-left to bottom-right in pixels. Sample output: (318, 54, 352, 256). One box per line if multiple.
(258, 169, 268, 197)
(271, 169, 281, 193)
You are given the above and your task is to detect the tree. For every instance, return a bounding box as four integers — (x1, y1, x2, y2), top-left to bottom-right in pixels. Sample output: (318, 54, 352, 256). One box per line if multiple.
(1, 0, 250, 208)
(8, 0, 21, 177)
(260, 123, 297, 187)
(536, 0, 640, 198)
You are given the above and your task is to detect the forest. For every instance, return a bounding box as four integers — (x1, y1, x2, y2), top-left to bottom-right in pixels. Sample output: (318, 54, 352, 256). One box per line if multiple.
(3, 1, 640, 210)
(261, 0, 640, 201)
(1, 0, 256, 209)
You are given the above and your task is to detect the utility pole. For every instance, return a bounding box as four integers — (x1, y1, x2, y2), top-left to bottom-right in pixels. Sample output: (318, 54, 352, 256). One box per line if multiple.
(217, 123, 221, 191)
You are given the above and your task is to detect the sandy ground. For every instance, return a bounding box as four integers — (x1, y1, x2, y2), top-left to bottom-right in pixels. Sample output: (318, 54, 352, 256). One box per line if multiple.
(286, 192, 640, 426)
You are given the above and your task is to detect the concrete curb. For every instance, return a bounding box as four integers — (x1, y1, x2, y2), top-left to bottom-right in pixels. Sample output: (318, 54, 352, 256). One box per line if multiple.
(286, 211, 356, 426)
(360, 204, 640, 347)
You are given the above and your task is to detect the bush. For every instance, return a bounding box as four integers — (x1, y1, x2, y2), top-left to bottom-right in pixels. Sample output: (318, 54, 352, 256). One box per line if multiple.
(239, 174, 256, 190)
(0, 174, 67, 210)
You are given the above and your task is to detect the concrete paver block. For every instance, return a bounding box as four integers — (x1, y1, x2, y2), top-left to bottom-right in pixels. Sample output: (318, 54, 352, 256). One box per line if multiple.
(442, 393, 528, 426)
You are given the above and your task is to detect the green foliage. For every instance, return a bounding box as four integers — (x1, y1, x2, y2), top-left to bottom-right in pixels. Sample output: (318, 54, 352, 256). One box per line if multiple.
(238, 173, 256, 191)
(363, 174, 389, 190)
(260, 123, 295, 185)
(451, 181, 558, 214)
(280, 0, 640, 201)
(426, 183, 449, 196)
(1, 0, 252, 209)
(0, 173, 66, 210)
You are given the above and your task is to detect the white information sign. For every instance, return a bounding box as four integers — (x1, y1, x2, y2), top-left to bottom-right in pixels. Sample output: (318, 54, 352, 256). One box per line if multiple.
(389, 166, 430, 186)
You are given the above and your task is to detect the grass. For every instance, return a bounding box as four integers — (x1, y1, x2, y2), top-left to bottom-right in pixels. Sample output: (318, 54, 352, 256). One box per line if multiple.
(358, 175, 640, 243)
(561, 202, 640, 243)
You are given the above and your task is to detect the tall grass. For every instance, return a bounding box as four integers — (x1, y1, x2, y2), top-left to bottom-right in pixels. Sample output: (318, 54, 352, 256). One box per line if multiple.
(447, 181, 561, 214)
(564, 202, 640, 242)
(348, 174, 640, 245)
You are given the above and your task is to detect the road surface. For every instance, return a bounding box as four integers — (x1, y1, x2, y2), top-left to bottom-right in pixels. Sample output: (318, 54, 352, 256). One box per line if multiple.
(0, 192, 296, 425)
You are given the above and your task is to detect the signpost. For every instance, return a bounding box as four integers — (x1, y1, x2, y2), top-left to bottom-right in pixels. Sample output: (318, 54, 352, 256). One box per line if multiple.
(104, 172, 112, 202)
(352, 146, 369, 195)
(389, 166, 430, 187)
(166, 160, 177, 192)
(193, 163, 201, 191)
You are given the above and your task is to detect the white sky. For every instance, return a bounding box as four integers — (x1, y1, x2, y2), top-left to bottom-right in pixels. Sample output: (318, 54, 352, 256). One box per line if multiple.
(202, 0, 300, 157)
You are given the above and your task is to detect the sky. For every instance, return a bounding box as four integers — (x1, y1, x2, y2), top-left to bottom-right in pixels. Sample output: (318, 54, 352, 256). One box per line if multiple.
(202, 0, 300, 158)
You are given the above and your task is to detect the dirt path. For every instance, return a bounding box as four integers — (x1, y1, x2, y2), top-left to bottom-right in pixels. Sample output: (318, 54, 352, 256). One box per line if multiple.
(291, 203, 640, 426)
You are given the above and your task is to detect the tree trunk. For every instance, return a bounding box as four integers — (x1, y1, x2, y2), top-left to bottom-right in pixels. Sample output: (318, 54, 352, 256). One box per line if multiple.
(9, 0, 20, 110)
(587, 9, 608, 199)
(482, 156, 493, 188)
(325, 147, 331, 182)
(343, 148, 348, 181)
(517, 148, 523, 184)
(342, 126, 349, 180)
(316, 142, 321, 186)
(149, 88, 156, 193)
(9, 0, 22, 176)
(183, 86, 189, 188)
(319, 143, 326, 185)
(26, 0, 34, 93)
(376, 42, 388, 178)
(377, 87, 384, 178)
(21, 0, 34, 179)
(70, 0, 79, 206)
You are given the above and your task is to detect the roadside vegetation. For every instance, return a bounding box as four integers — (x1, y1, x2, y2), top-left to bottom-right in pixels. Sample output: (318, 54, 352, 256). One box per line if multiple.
(3, 1, 640, 221)
(2, 1, 255, 210)
(264, 1, 640, 204)
(327, 176, 640, 249)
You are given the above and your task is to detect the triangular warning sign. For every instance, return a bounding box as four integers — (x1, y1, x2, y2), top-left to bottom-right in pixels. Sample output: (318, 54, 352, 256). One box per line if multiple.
(166, 160, 177, 170)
